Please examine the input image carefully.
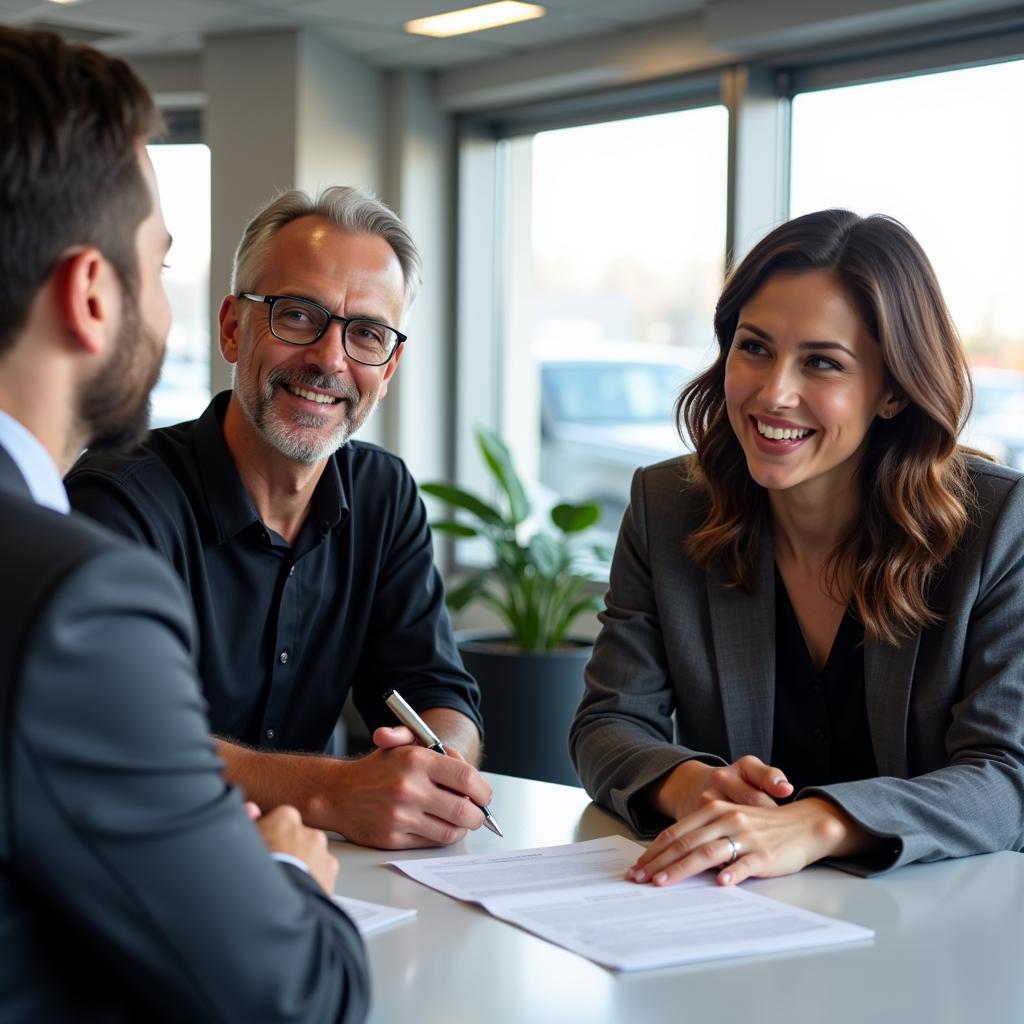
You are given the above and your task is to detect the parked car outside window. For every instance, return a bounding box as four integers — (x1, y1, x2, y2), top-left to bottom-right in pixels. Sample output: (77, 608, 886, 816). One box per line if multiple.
(539, 342, 712, 535)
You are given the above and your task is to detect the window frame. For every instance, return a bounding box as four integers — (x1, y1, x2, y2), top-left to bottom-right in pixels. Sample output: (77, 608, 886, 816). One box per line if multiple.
(449, 16, 1024, 572)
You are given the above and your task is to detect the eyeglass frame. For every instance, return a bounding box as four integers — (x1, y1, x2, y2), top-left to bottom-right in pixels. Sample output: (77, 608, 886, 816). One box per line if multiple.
(238, 292, 407, 366)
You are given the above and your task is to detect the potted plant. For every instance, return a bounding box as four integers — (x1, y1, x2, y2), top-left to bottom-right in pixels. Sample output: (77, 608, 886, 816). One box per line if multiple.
(421, 427, 610, 785)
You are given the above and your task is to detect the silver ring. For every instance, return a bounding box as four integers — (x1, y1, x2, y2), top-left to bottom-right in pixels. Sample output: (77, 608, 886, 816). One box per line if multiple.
(724, 836, 739, 865)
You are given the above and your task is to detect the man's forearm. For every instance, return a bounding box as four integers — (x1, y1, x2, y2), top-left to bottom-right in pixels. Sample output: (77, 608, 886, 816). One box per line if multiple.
(217, 723, 491, 849)
(215, 737, 350, 831)
(420, 708, 482, 766)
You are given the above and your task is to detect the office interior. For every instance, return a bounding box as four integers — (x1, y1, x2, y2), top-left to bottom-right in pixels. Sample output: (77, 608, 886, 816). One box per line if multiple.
(13, 0, 1024, 621)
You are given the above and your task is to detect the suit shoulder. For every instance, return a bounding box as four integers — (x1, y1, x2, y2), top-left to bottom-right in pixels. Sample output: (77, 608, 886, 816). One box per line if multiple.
(638, 452, 695, 484)
(635, 454, 704, 504)
(965, 453, 1024, 495)
(962, 454, 1024, 530)
(1, 489, 123, 570)
(0, 495, 193, 660)
(2, 493, 183, 588)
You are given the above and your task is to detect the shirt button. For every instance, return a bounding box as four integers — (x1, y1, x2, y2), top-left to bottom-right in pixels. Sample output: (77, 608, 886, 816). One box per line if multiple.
(279, 651, 289, 664)
(812, 683, 822, 695)
(266, 728, 275, 740)
(815, 728, 826, 741)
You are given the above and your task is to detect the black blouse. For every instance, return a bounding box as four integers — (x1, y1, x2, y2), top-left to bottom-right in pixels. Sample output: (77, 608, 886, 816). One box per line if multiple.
(771, 568, 878, 793)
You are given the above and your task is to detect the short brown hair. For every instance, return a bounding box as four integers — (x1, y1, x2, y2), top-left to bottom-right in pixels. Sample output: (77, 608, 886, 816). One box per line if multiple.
(678, 209, 973, 645)
(0, 27, 160, 354)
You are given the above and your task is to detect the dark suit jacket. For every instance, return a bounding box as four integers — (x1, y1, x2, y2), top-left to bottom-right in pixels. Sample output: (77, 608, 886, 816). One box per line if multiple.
(0, 447, 369, 1022)
(570, 454, 1024, 875)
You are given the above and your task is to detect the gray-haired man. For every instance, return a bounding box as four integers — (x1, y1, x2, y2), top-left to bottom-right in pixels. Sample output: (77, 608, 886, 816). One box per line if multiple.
(68, 187, 491, 849)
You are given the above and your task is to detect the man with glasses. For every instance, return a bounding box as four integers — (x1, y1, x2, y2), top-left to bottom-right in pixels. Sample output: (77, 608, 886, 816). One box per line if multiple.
(68, 187, 491, 849)
(0, 29, 367, 1020)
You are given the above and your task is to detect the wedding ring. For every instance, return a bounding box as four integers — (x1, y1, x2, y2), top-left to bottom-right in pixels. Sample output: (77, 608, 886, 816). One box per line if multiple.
(724, 836, 739, 865)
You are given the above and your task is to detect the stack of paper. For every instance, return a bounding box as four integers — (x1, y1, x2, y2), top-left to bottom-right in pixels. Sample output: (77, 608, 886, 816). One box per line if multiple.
(390, 835, 872, 971)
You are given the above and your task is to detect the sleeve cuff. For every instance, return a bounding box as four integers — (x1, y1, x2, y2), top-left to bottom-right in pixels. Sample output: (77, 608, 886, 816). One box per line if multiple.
(270, 852, 311, 875)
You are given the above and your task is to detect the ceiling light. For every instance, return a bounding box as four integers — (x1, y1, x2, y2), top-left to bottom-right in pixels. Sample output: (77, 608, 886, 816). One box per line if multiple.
(405, 2, 545, 39)
(45, 0, 83, 5)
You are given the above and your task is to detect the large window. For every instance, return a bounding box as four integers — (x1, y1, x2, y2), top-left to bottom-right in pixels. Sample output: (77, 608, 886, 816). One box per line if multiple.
(790, 58, 1024, 465)
(147, 143, 212, 427)
(457, 36, 1024, 586)
(501, 107, 727, 540)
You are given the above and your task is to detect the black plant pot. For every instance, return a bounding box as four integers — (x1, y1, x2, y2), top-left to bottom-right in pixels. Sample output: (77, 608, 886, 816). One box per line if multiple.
(457, 631, 591, 786)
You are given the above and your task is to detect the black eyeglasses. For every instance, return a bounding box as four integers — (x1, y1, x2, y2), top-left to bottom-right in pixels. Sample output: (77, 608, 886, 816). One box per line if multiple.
(238, 293, 406, 366)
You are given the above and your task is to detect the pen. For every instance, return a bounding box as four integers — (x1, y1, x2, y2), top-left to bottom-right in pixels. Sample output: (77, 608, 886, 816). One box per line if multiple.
(383, 689, 503, 838)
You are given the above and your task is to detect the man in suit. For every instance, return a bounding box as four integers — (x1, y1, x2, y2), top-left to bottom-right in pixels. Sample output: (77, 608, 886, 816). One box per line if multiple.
(66, 186, 494, 849)
(0, 26, 368, 1021)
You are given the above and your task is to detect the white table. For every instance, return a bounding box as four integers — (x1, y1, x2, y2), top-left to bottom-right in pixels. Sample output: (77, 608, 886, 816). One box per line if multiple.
(330, 773, 1024, 1023)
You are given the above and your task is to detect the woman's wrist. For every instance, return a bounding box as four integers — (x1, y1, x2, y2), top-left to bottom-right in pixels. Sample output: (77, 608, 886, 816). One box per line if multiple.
(795, 796, 876, 860)
(649, 759, 710, 820)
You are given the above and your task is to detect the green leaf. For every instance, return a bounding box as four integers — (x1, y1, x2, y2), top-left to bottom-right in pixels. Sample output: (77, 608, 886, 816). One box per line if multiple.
(548, 594, 603, 648)
(444, 572, 489, 611)
(495, 537, 526, 572)
(476, 427, 531, 526)
(417, 423, 609, 643)
(478, 589, 525, 642)
(420, 482, 504, 527)
(550, 502, 601, 534)
(430, 520, 479, 538)
(527, 533, 561, 576)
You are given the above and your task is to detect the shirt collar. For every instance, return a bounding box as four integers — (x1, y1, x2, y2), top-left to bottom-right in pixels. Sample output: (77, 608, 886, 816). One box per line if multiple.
(312, 451, 346, 533)
(195, 390, 349, 544)
(195, 391, 262, 543)
(0, 410, 69, 513)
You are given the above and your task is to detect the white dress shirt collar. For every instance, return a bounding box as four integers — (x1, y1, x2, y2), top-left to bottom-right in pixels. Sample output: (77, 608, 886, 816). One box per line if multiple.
(0, 409, 70, 513)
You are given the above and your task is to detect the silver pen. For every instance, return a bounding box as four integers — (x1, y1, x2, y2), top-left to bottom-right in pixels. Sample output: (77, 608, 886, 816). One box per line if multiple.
(383, 689, 503, 838)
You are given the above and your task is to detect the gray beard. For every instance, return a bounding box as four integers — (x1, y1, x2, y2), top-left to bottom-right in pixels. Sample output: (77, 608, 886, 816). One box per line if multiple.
(238, 367, 371, 464)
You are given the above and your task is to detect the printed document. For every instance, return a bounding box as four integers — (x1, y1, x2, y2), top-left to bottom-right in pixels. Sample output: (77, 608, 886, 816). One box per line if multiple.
(331, 895, 416, 936)
(390, 835, 872, 970)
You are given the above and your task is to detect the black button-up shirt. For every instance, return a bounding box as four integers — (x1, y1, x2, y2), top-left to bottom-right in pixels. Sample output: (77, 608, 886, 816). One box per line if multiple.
(66, 391, 482, 752)
(772, 569, 877, 793)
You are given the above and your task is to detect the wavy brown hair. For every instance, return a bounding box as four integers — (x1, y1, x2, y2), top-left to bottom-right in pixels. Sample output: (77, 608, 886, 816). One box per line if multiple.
(677, 209, 974, 646)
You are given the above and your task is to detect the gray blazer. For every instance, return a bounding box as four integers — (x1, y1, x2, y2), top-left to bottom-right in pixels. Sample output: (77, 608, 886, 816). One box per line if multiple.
(570, 454, 1024, 875)
(0, 448, 369, 1022)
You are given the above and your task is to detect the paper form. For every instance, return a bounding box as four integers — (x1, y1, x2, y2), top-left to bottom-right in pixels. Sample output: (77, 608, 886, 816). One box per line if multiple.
(331, 895, 416, 936)
(390, 835, 872, 970)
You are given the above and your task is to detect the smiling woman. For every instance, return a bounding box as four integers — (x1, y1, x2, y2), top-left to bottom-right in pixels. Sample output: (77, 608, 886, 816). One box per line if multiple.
(724, 270, 897, 497)
(683, 210, 969, 648)
(570, 208, 1024, 892)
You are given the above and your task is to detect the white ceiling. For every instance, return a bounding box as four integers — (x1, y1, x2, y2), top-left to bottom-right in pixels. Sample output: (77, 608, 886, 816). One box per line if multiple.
(0, 0, 706, 70)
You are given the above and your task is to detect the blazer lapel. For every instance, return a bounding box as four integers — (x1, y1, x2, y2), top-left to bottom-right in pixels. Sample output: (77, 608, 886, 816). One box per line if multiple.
(864, 633, 920, 777)
(707, 531, 776, 762)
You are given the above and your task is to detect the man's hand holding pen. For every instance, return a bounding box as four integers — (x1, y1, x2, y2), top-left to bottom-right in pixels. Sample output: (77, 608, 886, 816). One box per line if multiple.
(384, 689, 504, 838)
(326, 732, 496, 849)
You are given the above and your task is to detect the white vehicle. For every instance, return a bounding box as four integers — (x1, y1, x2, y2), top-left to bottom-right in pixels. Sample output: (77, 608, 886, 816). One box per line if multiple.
(539, 341, 713, 532)
(963, 366, 1024, 469)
